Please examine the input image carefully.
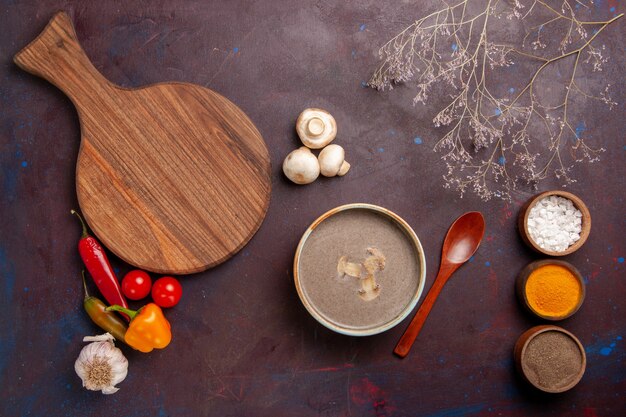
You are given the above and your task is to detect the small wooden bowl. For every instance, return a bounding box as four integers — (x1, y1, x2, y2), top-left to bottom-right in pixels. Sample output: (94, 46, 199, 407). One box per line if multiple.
(514, 325, 586, 393)
(516, 260, 585, 321)
(518, 190, 591, 256)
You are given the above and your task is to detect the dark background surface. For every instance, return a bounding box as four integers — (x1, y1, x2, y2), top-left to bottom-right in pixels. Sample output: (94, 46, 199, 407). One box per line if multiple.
(1, 1, 624, 416)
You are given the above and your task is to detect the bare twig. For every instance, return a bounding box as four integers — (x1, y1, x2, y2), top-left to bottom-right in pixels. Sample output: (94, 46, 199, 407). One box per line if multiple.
(369, 0, 622, 200)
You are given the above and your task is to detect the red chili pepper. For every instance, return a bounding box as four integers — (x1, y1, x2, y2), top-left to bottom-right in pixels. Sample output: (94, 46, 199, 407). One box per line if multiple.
(72, 210, 129, 321)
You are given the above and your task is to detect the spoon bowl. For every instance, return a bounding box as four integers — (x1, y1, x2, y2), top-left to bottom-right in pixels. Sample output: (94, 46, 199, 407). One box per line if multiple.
(444, 212, 486, 264)
(394, 211, 485, 358)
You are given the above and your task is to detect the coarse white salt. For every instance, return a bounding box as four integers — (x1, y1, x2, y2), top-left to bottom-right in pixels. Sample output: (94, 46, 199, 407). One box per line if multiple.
(527, 195, 582, 252)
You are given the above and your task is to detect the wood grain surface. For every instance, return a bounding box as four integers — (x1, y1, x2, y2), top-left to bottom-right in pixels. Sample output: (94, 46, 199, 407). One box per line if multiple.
(13, 12, 271, 274)
(394, 212, 485, 358)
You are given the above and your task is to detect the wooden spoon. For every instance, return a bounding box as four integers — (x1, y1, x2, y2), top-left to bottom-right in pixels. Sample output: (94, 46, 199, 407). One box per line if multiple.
(394, 212, 485, 358)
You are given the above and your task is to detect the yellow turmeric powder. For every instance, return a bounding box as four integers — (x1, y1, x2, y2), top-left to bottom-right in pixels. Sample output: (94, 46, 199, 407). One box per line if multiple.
(525, 264, 582, 317)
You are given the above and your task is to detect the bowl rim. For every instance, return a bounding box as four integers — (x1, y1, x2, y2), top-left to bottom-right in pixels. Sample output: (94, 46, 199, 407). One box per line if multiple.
(516, 259, 586, 321)
(518, 190, 591, 256)
(293, 203, 427, 336)
(514, 325, 586, 393)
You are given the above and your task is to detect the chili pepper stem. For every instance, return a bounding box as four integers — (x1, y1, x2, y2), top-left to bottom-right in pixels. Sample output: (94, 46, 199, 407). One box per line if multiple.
(82, 270, 91, 300)
(71, 209, 89, 239)
(106, 305, 139, 320)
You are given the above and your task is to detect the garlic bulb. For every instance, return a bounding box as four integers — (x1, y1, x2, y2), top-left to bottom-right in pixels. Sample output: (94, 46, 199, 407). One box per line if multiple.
(75, 333, 128, 394)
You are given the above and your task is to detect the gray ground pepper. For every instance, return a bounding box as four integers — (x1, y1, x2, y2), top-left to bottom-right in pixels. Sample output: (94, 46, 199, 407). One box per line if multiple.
(522, 331, 583, 390)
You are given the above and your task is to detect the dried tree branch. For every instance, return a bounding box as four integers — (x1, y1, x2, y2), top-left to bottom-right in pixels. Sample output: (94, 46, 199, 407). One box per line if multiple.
(369, 0, 622, 200)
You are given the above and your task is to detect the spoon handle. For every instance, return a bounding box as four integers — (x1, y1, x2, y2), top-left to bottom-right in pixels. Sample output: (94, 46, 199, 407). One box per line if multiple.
(394, 264, 457, 358)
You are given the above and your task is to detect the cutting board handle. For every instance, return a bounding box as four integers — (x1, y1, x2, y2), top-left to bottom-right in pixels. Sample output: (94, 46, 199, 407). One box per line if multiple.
(14, 12, 111, 102)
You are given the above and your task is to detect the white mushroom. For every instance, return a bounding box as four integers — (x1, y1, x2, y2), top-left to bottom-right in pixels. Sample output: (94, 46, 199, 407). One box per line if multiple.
(336, 248, 385, 302)
(296, 108, 337, 149)
(359, 247, 385, 302)
(337, 256, 363, 279)
(318, 144, 350, 177)
(282, 147, 320, 185)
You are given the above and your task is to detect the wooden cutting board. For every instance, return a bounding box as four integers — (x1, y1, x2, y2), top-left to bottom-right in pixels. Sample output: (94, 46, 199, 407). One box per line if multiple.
(14, 12, 271, 274)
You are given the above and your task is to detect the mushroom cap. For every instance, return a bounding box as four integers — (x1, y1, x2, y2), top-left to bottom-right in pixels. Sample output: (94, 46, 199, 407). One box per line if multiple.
(296, 108, 337, 149)
(318, 144, 349, 177)
(282, 147, 320, 185)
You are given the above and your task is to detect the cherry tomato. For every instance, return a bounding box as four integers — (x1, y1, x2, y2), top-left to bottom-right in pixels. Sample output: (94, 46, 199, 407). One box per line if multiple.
(151, 276, 182, 308)
(121, 270, 152, 300)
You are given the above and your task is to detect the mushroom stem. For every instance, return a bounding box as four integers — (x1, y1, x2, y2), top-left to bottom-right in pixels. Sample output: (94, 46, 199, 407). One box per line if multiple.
(358, 273, 381, 302)
(307, 117, 325, 136)
(296, 108, 337, 149)
(337, 161, 350, 176)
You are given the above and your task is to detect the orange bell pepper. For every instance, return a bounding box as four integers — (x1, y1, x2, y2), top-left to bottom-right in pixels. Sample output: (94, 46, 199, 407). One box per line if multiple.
(106, 303, 171, 352)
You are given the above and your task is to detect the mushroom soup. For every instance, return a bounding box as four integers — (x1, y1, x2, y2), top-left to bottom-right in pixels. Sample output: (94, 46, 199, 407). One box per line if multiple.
(297, 208, 422, 331)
